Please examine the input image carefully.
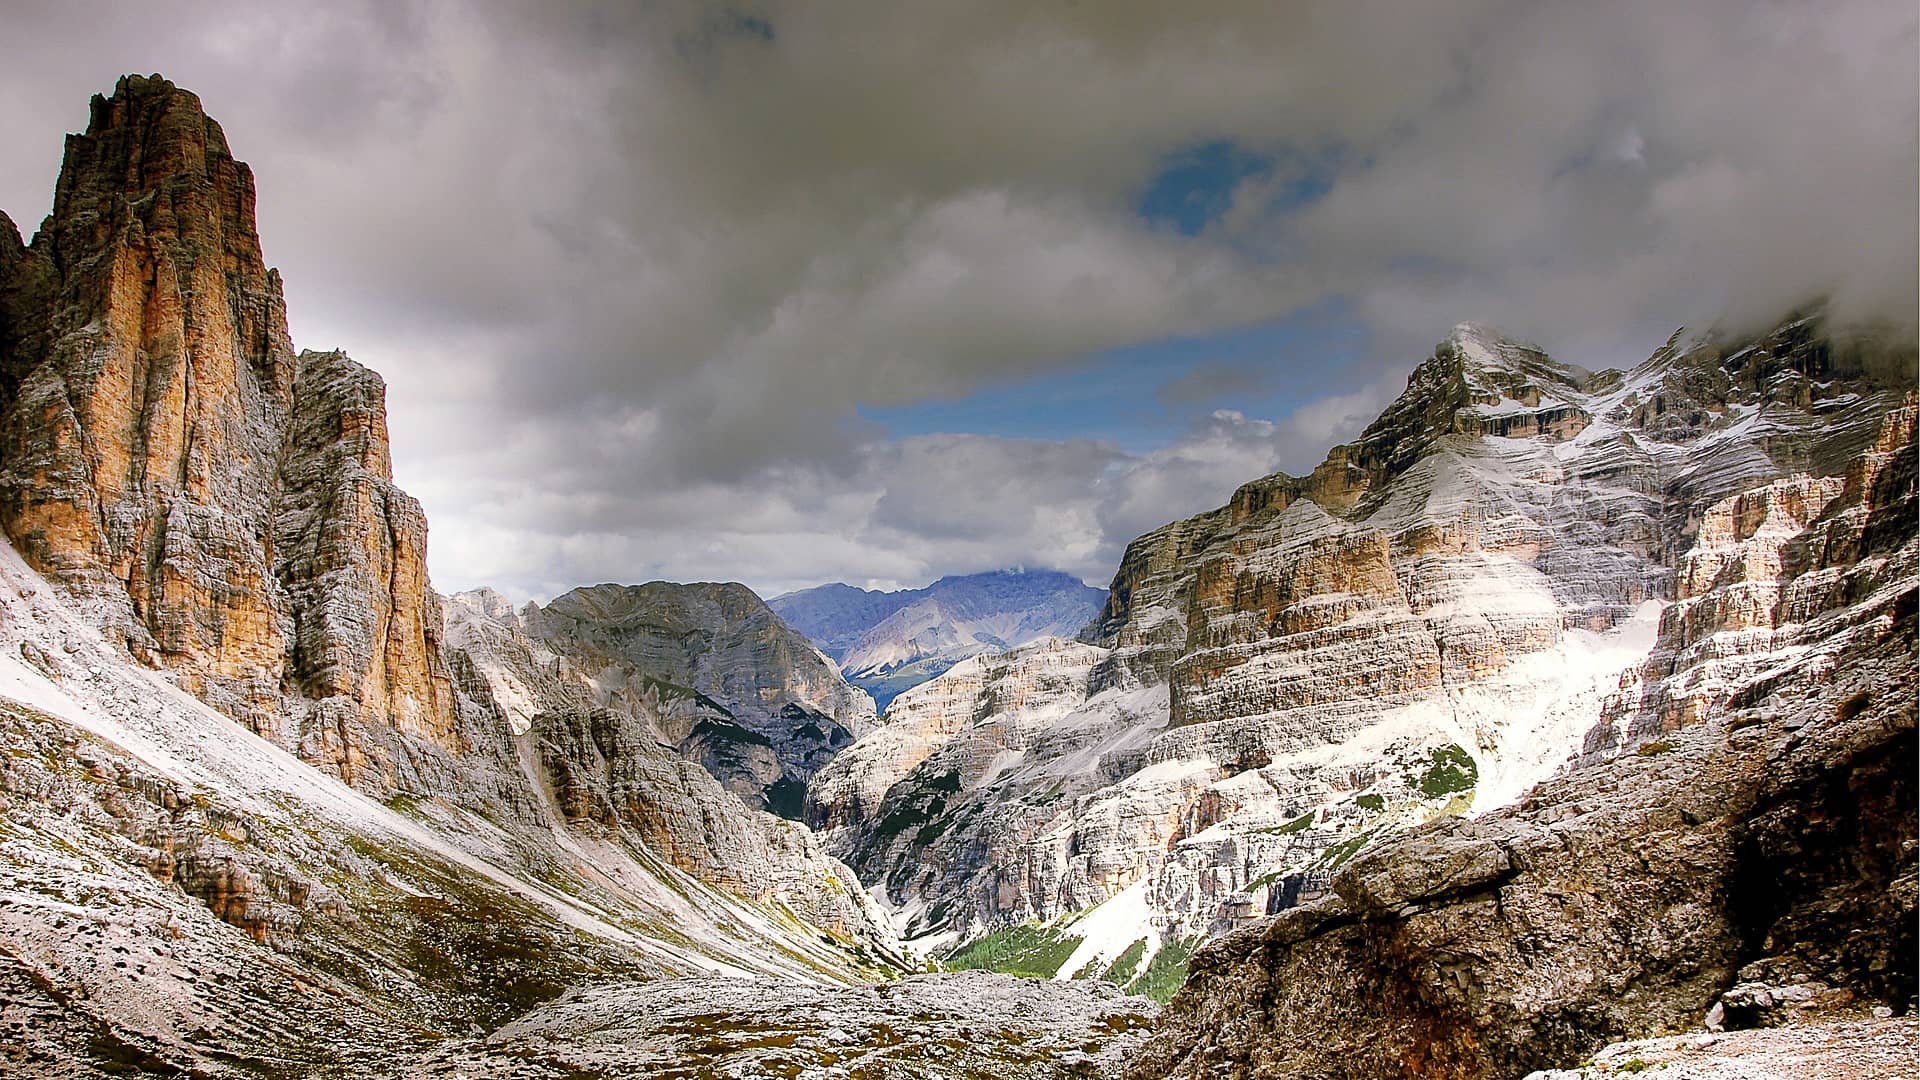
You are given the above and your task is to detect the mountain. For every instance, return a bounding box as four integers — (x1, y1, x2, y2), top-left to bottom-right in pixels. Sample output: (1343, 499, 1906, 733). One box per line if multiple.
(474, 581, 876, 816)
(0, 74, 1909, 1078)
(771, 569, 1108, 709)
(806, 317, 1916, 1011)
(0, 75, 944, 1076)
(1136, 398, 1917, 1079)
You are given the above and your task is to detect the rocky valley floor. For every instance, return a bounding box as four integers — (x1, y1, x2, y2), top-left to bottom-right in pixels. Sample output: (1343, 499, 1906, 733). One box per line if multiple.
(1526, 1017, 1918, 1080)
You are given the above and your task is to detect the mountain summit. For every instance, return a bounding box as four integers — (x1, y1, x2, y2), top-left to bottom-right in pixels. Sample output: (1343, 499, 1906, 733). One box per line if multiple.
(809, 314, 1915, 1022)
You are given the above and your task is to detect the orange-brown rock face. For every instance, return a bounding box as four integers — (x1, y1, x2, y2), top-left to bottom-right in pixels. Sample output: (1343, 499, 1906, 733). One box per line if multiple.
(0, 75, 457, 787)
(0, 75, 296, 728)
(274, 350, 459, 783)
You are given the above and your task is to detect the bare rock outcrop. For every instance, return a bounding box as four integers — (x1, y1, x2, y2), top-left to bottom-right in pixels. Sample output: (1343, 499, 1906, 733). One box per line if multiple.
(274, 349, 457, 783)
(1128, 401, 1918, 1079)
(0, 75, 459, 791)
(519, 581, 875, 813)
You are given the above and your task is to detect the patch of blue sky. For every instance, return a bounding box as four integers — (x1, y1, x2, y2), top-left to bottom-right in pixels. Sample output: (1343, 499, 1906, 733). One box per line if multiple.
(1137, 138, 1343, 237)
(859, 302, 1368, 454)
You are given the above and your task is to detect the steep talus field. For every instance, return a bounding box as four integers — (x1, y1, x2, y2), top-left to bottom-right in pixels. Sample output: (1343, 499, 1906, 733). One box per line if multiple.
(809, 317, 1916, 1004)
(773, 569, 1108, 709)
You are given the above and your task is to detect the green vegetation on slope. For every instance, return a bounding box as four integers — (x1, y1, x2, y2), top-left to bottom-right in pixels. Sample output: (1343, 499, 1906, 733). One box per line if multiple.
(1416, 744, 1479, 797)
(1127, 935, 1194, 1003)
(1101, 938, 1148, 985)
(943, 922, 1083, 979)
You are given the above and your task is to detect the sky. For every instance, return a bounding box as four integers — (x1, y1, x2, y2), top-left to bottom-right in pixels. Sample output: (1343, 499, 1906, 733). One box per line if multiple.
(0, 1, 1913, 600)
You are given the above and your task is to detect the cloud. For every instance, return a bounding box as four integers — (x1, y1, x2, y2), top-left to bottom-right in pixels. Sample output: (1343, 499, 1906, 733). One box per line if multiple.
(1154, 362, 1273, 412)
(411, 407, 1316, 601)
(0, 0, 1910, 599)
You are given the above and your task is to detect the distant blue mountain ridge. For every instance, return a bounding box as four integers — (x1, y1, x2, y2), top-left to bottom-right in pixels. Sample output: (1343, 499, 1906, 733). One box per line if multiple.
(768, 569, 1108, 711)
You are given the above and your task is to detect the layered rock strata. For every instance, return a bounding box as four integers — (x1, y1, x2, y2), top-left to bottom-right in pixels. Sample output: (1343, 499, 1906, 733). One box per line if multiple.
(0, 75, 453, 790)
(1130, 404, 1916, 1077)
(811, 316, 1915, 981)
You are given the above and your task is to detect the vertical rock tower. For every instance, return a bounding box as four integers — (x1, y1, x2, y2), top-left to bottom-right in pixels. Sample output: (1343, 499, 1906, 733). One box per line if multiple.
(0, 75, 455, 789)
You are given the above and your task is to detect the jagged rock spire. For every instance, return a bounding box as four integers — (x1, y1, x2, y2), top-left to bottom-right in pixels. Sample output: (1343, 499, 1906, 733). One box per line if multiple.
(0, 76, 456, 790)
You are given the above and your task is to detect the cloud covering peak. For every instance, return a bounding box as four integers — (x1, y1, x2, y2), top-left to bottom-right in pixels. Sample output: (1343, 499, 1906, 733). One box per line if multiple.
(1, 0, 1911, 598)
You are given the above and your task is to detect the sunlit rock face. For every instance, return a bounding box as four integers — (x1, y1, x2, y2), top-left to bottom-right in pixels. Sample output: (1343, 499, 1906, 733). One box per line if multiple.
(0, 75, 455, 790)
(0, 75, 298, 726)
(1132, 401, 1917, 1080)
(814, 316, 1915, 978)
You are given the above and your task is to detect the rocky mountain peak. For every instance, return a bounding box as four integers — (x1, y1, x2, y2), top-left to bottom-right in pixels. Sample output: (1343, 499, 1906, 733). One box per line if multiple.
(520, 578, 877, 811)
(51, 72, 294, 397)
(1342, 323, 1594, 486)
(0, 75, 457, 790)
(449, 586, 526, 628)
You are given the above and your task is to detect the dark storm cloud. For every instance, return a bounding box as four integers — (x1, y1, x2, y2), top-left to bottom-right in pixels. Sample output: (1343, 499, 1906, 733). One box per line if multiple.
(0, 0, 1911, 599)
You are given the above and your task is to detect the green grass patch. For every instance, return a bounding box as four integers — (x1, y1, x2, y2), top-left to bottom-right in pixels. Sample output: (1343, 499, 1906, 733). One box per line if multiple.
(1355, 793, 1385, 811)
(1101, 938, 1148, 985)
(1317, 826, 1381, 872)
(1127, 935, 1194, 1003)
(1416, 744, 1479, 798)
(943, 922, 1083, 979)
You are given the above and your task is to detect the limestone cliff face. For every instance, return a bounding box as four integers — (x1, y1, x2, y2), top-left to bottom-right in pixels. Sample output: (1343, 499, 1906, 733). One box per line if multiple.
(520, 581, 876, 814)
(1093, 318, 1909, 735)
(1595, 396, 1918, 743)
(444, 592, 896, 947)
(1130, 403, 1917, 1079)
(0, 75, 456, 787)
(273, 349, 457, 782)
(815, 315, 1914, 977)
(0, 75, 296, 725)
